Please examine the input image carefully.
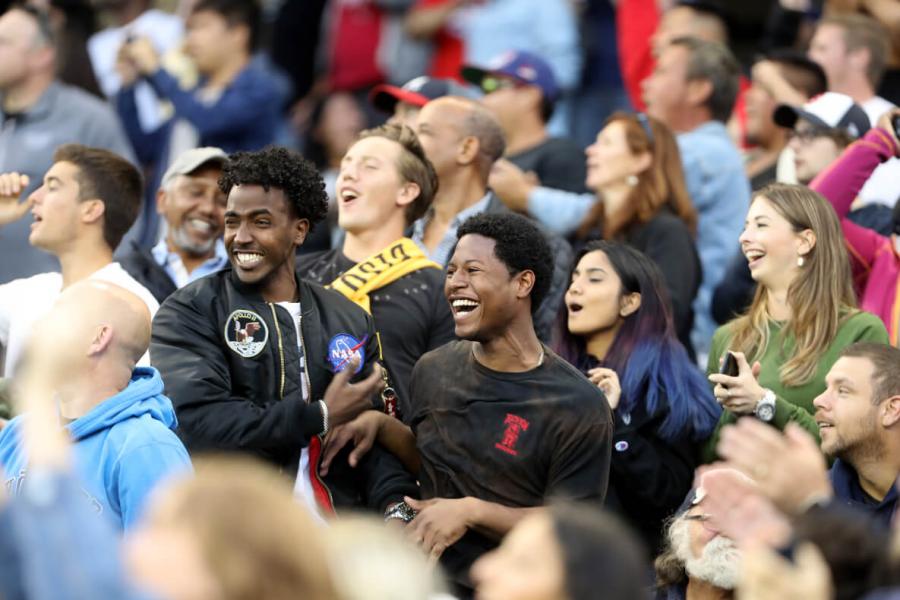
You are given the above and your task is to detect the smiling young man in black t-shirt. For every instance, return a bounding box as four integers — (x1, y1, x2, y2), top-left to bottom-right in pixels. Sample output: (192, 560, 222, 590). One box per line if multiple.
(322, 211, 612, 595)
(298, 124, 455, 420)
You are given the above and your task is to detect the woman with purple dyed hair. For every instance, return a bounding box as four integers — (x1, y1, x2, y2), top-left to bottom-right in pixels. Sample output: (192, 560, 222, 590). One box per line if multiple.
(557, 240, 720, 553)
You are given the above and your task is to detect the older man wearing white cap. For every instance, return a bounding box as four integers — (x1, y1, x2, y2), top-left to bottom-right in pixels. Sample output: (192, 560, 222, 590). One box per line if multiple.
(118, 147, 229, 303)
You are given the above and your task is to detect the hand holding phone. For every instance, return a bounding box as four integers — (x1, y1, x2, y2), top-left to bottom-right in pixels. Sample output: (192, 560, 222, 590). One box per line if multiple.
(720, 351, 740, 377)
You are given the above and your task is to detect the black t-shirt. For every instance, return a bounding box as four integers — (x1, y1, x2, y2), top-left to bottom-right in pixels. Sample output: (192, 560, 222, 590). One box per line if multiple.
(410, 340, 613, 591)
(298, 248, 455, 420)
(507, 136, 588, 194)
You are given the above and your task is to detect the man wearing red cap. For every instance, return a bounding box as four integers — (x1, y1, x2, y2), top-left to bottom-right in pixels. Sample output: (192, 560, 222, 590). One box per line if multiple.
(370, 75, 473, 129)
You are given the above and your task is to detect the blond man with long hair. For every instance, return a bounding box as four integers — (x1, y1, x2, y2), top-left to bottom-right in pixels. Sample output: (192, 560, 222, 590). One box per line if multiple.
(702, 183, 888, 461)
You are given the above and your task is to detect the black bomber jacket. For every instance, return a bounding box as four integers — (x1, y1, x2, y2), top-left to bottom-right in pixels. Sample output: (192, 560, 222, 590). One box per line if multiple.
(150, 266, 418, 512)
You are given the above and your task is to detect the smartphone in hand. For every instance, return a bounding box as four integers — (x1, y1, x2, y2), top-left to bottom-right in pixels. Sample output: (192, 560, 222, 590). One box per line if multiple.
(720, 351, 740, 377)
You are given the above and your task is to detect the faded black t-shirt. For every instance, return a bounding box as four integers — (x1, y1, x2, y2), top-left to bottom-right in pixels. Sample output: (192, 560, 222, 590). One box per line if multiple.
(410, 340, 613, 592)
(298, 249, 455, 420)
(508, 136, 588, 194)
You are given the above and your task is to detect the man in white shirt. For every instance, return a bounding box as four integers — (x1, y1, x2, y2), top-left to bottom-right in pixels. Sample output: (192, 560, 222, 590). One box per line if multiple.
(0, 144, 158, 379)
(809, 13, 899, 207)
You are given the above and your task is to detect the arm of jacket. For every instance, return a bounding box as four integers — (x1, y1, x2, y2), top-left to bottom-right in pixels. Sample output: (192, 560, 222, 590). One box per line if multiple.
(609, 405, 695, 520)
(711, 248, 756, 325)
(4, 471, 156, 600)
(810, 127, 897, 271)
(113, 85, 168, 167)
(150, 291, 326, 456)
(145, 68, 278, 140)
(533, 232, 573, 343)
(526, 187, 594, 236)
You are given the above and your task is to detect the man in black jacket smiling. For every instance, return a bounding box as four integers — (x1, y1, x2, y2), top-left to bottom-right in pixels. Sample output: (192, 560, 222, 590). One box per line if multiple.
(150, 146, 417, 518)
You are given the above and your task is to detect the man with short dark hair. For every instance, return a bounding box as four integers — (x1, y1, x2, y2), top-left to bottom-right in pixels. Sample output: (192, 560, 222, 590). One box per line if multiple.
(325, 211, 612, 596)
(151, 146, 417, 519)
(411, 96, 572, 341)
(461, 51, 586, 195)
(0, 6, 136, 283)
(814, 342, 900, 526)
(118, 147, 229, 303)
(0, 145, 158, 380)
(300, 124, 454, 421)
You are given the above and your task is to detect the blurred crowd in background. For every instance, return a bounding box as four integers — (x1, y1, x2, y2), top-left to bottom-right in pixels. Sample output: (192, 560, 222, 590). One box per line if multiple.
(1, 0, 900, 599)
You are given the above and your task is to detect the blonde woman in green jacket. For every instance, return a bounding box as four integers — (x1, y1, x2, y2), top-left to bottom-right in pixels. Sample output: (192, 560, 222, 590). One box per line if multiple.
(702, 183, 888, 462)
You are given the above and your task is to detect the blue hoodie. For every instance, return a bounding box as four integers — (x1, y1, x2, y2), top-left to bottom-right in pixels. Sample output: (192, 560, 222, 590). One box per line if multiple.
(0, 367, 192, 529)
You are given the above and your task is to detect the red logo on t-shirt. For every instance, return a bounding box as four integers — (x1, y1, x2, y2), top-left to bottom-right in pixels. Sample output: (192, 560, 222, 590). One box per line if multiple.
(495, 413, 530, 456)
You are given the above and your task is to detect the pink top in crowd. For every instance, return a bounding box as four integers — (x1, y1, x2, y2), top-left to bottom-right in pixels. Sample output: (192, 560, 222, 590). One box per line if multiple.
(810, 127, 900, 346)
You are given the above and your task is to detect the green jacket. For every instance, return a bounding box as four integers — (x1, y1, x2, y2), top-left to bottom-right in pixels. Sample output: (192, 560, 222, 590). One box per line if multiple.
(701, 311, 888, 462)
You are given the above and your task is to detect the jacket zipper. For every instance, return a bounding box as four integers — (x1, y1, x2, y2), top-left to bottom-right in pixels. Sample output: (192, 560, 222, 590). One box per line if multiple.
(268, 304, 286, 399)
(297, 312, 335, 509)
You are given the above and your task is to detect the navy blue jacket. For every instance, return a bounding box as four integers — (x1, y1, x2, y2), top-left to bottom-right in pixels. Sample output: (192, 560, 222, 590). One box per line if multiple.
(830, 458, 899, 529)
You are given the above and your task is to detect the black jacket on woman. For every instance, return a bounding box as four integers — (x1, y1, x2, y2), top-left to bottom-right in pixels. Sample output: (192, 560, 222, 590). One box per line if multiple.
(621, 209, 701, 357)
(600, 375, 696, 553)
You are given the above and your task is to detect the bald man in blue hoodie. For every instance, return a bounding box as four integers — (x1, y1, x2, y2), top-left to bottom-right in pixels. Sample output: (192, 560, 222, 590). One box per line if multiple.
(0, 280, 191, 529)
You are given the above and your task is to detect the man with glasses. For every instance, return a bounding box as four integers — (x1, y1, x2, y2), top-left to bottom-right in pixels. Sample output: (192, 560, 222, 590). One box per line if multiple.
(0, 6, 135, 284)
(461, 51, 587, 196)
(773, 92, 871, 186)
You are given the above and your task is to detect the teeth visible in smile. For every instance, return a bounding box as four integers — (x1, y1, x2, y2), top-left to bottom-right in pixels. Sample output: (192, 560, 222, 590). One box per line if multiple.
(188, 218, 213, 232)
(745, 250, 765, 261)
(817, 422, 832, 428)
(452, 299, 479, 309)
(340, 190, 358, 201)
(235, 252, 263, 266)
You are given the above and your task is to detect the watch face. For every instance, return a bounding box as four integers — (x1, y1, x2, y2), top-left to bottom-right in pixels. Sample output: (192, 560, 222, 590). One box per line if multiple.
(757, 403, 775, 422)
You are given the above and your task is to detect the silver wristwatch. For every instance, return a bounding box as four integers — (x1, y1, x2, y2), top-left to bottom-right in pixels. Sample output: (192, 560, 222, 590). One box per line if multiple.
(755, 389, 776, 423)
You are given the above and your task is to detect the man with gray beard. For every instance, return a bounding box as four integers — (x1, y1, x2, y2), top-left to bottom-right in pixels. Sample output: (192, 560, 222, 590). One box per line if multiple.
(655, 468, 744, 600)
(118, 147, 229, 303)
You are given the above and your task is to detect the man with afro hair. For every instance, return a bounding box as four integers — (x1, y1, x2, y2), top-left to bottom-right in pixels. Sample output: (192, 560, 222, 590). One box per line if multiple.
(151, 146, 419, 519)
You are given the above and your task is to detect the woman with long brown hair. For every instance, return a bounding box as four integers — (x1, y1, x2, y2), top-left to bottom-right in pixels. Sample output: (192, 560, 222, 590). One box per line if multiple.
(703, 183, 888, 460)
(576, 111, 701, 355)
